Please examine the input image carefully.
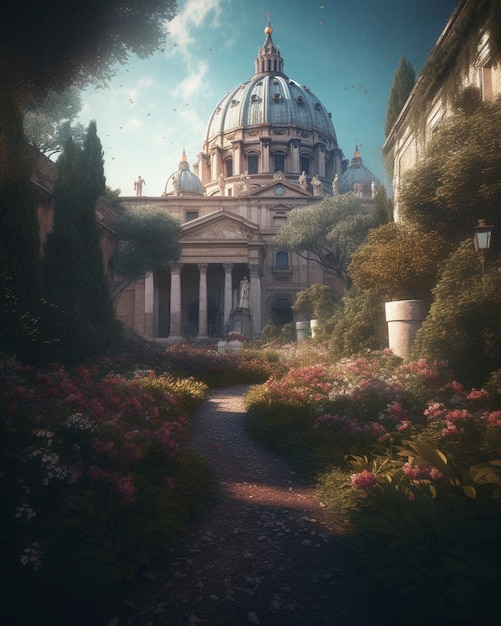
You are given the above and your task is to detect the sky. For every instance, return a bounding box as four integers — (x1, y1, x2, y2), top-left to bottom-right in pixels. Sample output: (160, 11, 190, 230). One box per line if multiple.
(78, 0, 460, 197)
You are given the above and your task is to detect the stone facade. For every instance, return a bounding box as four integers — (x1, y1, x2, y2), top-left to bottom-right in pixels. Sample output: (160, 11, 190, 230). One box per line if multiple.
(114, 20, 378, 341)
(383, 0, 501, 218)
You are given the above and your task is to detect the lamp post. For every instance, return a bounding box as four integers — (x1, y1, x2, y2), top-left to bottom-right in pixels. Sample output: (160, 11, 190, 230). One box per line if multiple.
(473, 219, 494, 275)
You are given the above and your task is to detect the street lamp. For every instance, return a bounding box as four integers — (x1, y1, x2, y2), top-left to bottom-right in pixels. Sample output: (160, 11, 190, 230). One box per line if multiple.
(473, 219, 494, 275)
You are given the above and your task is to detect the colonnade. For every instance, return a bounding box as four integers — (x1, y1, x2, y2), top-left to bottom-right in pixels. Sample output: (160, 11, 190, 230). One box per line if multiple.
(143, 262, 262, 340)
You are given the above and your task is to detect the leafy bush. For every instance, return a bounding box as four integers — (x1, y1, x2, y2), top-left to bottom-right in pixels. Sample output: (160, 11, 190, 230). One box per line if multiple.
(412, 241, 501, 387)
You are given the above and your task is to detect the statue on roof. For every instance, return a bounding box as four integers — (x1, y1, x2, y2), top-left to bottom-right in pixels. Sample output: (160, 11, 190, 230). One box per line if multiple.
(332, 173, 339, 196)
(299, 171, 307, 191)
(312, 175, 322, 196)
(218, 174, 226, 195)
(134, 175, 146, 196)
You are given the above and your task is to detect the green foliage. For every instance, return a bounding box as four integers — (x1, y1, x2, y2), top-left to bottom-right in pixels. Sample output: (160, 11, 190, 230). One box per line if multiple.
(373, 184, 392, 225)
(292, 284, 342, 321)
(274, 195, 373, 287)
(400, 97, 501, 245)
(385, 56, 416, 137)
(111, 206, 181, 298)
(412, 241, 501, 387)
(344, 443, 501, 624)
(43, 122, 121, 363)
(23, 86, 85, 156)
(349, 222, 451, 306)
(329, 287, 388, 359)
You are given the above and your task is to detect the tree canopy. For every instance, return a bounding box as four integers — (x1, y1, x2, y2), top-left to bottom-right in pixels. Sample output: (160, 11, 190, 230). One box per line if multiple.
(111, 207, 181, 298)
(274, 195, 374, 289)
(23, 87, 85, 156)
(1, 0, 178, 104)
(348, 222, 450, 307)
(399, 93, 501, 248)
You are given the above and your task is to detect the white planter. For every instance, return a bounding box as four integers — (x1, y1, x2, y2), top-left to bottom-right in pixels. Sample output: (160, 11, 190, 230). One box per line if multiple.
(385, 300, 425, 360)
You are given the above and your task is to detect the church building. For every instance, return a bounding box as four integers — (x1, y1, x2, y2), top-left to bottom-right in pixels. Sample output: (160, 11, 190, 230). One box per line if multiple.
(115, 20, 379, 341)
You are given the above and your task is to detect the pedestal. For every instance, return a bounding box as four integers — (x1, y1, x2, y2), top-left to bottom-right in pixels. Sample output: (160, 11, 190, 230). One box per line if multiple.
(229, 308, 252, 339)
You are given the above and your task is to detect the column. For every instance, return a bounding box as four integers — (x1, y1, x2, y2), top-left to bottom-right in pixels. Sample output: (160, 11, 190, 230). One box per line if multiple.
(249, 264, 262, 336)
(223, 263, 233, 327)
(290, 139, 300, 173)
(198, 263, 208, 338)
(169, 263, 182, 341)
(144, 272, 154, 337)
(260, 137, 271, 172)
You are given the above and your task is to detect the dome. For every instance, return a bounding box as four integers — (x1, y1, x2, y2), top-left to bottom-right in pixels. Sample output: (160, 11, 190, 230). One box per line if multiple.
(339, 147, 380, 197)
(204, 75, 337, 143)
(164, 151, 204, 196)
(198, 19, 342, 196)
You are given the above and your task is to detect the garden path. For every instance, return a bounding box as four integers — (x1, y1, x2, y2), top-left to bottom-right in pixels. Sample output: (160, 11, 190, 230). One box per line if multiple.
(107, 385, 372, 626)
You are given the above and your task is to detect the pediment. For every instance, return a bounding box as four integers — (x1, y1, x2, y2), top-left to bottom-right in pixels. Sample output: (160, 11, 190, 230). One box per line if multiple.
(247, 180, 310, 199)
(181, 210, 261, 242)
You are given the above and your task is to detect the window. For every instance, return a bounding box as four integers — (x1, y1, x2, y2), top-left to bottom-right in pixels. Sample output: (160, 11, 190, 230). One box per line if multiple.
(275, 251, 289, 269)
(300, 156, 310, 175)
(247, 154, 258, 174)
(225, 159, 233, 177)
(273, 153, 285, 173)
(185, 211, 199, 222)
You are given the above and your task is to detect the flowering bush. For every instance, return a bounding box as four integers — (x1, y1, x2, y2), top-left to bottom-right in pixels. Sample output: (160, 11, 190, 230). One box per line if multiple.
(0, 353, 210, 616)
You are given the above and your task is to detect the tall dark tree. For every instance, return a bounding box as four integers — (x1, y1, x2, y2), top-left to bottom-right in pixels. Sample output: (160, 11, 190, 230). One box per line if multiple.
(374, 184, 392, 225)
(0, 93, 42, 303)
(385, 56, 416, 137)
(43, 122, 120, 361)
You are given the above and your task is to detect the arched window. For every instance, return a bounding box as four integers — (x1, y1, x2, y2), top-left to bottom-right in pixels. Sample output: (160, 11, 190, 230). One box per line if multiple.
(275, 251, 289, 269)
(247, 154, 258, 174)
(225, 159, 233, 177)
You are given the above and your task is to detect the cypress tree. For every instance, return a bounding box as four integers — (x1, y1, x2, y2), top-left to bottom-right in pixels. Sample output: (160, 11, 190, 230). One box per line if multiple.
(43, 121, 120, 362)
(385, 56, 416, 137)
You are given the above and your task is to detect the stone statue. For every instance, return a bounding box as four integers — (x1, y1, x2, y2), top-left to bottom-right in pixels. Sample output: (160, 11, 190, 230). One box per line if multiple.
(312, 175, 322, 196)
(353, 182, 362, 198)
(332, 173, 339, 196)
(299, 171, 307, 191)
(241, 170, 250, 191)
(218, 174, 225, 195)
(371, 179, 377, 199)
(134, 176, 146, 196)
(172, 173, 180, 195)
(273, 170, 285, 182)
(238, 276, 250, 309)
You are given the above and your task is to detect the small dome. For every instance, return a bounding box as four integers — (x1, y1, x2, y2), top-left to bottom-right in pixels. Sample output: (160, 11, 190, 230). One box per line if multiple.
(164, 151, 204, 196)
(339, 147, 380, 197)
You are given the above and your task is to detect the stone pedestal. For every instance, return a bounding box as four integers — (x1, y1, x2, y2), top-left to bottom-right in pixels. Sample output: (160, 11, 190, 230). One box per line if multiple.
(296, 320, 310, 342)
(385, 300, 425, 360)
(229, 308, 252, 338)
(310, 319, 318, 338)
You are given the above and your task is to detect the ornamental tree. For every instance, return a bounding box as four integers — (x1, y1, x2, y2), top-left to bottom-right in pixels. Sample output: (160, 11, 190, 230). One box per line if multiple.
(275, 195, 374, 289)
(348, 222, 451, 307)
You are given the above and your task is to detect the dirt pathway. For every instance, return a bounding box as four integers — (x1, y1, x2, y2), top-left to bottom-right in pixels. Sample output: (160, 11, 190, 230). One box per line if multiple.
(106, 386, 370, 626)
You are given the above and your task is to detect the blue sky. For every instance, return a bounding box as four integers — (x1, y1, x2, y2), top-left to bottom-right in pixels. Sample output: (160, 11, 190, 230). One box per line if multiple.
(79, 0, 459, 196)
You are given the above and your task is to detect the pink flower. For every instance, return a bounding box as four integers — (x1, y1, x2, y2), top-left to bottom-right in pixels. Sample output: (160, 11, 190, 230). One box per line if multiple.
(429, 468, 444, 481)
(350, 469, 377, 489)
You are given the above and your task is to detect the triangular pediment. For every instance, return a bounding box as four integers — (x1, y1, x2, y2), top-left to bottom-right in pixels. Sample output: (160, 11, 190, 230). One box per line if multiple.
(246, 180, 310, 199)
(181, 209, 261, 242)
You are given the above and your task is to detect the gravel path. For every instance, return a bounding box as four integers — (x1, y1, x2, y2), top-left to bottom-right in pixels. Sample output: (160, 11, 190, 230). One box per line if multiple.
(106, 386, 370, 626)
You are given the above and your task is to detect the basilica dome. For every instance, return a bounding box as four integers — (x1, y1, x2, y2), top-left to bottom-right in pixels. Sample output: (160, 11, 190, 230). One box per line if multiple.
(198, 20, 343, 196)
(338, 146, 380, 198)
(164, 150, 205, 197)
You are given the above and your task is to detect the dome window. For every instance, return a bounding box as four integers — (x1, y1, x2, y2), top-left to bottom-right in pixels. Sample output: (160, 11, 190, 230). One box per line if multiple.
(273, 92, 282, 103)
(231, 99, 240, 107)
(314, 102, 322, 111)
(296, 96, 304, 105)
(251, 94, 261, 103)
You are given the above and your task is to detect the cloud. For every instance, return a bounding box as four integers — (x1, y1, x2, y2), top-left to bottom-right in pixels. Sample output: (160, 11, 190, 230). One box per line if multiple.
(166, 0, 226, 62)
(173, 60, 210, 101)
